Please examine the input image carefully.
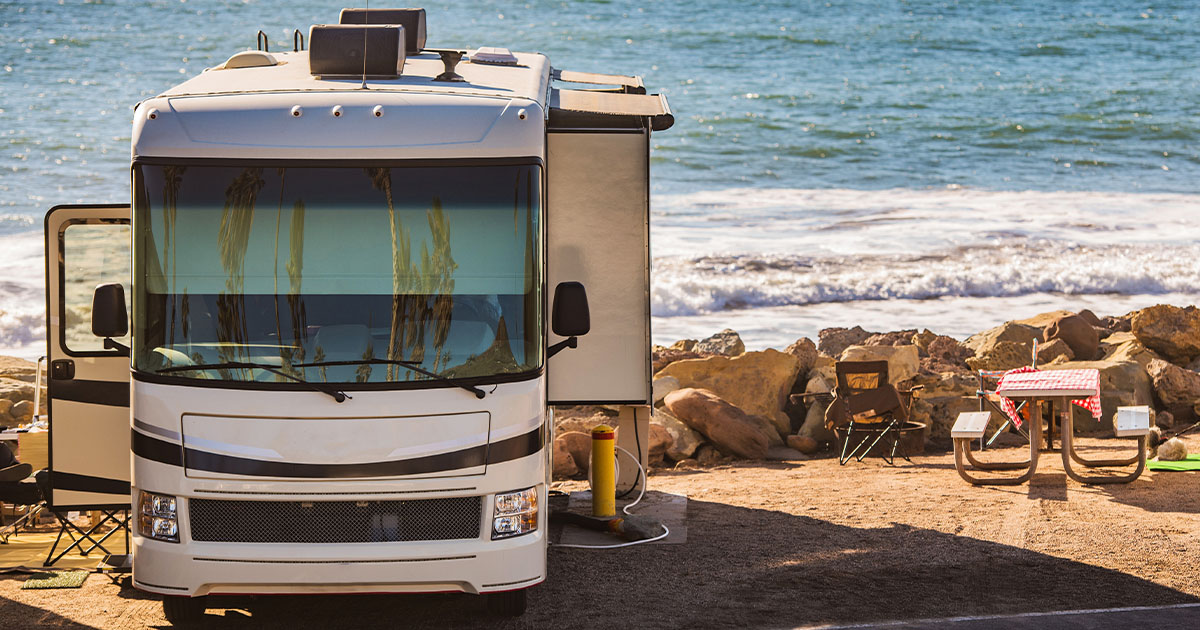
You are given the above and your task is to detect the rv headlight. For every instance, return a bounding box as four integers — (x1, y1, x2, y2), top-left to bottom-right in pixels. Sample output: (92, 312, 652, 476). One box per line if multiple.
(139, 491, 179, 543)
(492, 487, 538, 539)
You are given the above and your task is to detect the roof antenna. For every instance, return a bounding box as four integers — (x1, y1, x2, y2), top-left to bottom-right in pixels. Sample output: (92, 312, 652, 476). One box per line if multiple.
(359, 0, 370, 89)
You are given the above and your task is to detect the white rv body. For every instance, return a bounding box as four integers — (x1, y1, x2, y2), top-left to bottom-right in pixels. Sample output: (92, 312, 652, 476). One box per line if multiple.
(43, 11, 670, 616)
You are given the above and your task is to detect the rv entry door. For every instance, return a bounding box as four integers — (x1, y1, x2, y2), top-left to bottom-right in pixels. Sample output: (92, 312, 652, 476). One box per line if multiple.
(44, 204, 132, 510)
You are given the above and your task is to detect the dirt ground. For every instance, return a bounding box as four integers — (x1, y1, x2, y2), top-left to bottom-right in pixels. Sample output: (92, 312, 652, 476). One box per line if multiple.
(2, 435, 1198, 629)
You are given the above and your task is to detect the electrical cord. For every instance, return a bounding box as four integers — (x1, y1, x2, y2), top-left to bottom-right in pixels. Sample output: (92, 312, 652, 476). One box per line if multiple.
(552, 445, 670, 549)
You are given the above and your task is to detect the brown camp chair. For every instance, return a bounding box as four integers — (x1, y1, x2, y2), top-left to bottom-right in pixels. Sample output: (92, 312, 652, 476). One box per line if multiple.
(825, 361, 921, 465)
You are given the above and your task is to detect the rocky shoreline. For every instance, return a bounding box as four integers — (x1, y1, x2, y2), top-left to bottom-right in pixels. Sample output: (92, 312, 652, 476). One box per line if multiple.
(553, 303, 1200, 477)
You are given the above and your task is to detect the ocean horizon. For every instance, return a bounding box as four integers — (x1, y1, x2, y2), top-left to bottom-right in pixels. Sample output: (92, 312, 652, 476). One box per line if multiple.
(2, 0, 1199, 358)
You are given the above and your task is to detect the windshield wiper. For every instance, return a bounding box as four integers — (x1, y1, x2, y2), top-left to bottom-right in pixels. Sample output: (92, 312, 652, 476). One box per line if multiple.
(294, 359, 487, 399)
(157, 361, 352, 403)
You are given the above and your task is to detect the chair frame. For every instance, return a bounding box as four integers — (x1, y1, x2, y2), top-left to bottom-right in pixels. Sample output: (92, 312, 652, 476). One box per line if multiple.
(832, 361, 920, 465)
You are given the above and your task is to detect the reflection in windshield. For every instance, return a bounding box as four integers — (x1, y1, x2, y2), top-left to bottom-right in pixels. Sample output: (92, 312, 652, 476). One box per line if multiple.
(133, 163, 542, 385)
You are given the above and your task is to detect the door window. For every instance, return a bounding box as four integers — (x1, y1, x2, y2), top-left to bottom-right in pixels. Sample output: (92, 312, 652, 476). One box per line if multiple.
(61, 221, 131, 353)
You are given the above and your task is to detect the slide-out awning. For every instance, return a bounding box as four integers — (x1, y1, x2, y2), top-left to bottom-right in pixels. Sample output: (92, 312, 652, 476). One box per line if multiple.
(548, 68, 674, 131)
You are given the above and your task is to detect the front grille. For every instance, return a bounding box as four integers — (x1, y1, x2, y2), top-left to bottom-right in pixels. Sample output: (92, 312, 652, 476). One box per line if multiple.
(189, 496, 482, 543)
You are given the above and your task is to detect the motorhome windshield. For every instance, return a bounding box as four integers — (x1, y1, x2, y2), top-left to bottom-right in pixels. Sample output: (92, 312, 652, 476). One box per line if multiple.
(132, 163, 542, 386)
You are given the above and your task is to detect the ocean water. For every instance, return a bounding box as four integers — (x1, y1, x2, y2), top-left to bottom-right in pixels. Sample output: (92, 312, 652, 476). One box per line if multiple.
(2, 0, 1199, 358)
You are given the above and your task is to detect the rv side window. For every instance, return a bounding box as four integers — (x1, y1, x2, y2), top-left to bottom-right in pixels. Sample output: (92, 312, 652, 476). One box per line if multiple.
(61, 221, 132, 354)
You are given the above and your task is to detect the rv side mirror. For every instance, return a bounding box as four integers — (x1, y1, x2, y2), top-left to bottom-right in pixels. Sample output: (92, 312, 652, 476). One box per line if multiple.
(91, 283, 130, 354)
(548, 282, 589, 358)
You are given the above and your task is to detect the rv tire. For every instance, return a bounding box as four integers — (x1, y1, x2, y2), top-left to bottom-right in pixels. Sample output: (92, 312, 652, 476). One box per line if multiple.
(486, 588, 528, 617)
(162, 595, 207, 626)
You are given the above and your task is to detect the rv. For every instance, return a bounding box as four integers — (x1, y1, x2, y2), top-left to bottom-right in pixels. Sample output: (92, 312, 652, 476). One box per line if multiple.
(42, 8, 670, 623)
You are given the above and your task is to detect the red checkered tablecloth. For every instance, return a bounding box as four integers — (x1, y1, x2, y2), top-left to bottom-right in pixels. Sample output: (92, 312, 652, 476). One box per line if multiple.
(995, 367, 1102, 429)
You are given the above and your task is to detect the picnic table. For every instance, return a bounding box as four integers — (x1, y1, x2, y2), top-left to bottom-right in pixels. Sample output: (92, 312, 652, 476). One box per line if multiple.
(952, 368, 1149, 485)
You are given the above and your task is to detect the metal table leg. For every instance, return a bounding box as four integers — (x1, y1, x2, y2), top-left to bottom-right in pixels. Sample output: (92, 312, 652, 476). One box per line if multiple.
(1060, 408, 1147, 484)
(954, 401, 1042, 485)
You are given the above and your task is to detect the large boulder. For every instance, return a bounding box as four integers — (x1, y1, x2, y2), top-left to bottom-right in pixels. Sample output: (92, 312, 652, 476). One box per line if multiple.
(863, 329, 919, 347)
(1131, 305, 1200, 365)
(694, 329, 745, 357)
(839, 344, 919, 384)
(652, 376, 681, 406)
(921, 335, 974, 375)
(783, 337, 818, 378)
(1043, 361, 1154, 433)
(10, 399, 35, 423)
(796, 374, 836, 442)
(1044, 314, 1100, 361)
(663, 388, 770, 460)
(653, 346, 703, 374)
(1036, 338, 1074, 365)
(964, 320, 1043, 354)
(1100, 331, 1162, 368)
(651, 408, 704, 461)
(818, 326, 874, 357)
(908, 372, 987, 438)
(787, 435, 819, 454)
(655, 349, 801, 439)
(670, 339, 698, 352)
(648, 424, 674, 464)
(552, 436, 580, 478)
(1146, 359, 1200, 422)
(966, 340, 1035, 372)
(556, 431, 592, 474)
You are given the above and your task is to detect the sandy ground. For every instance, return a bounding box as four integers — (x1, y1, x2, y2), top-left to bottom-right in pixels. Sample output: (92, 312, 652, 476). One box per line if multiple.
(2, 435, 1199, 629)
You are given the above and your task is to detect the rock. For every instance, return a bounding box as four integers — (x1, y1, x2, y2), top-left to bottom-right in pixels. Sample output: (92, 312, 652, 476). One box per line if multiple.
(556, 431, 592, 474)
(663, 388, 771, 460)
(651, 408, 704, 461)
(652, 376, 681, 406)
(10, 399, 34, 423)
(787, 435, 819, 454)
(1157, 437, 1188, 461)
(1014, 310, 1076, 329)
(1044, 314, 1100, 361)
(0, 379, 34, 404)
(653, 347, 703, 374)
(1101, 314, 1132, 333)
(1077, 309, 1104, 328)
(964, 320, 1043, 354)
(1131, 304, 1200, 365)
(648, 424, 674, 464)
(670, 339, 698, 352)
(907, 372, 985, 439)
(1042, 360, 1154, 433)
(552, 437, 580, 478)
(695, 329, 745, 357)
(1146, 359, 1200, 422)
(921, 335, 974, 375)
(1156, 410, 1175, 429)
(1036, 338, 1075, 364)
(839, 344, 919, 384)
(656, 350, 801, 440)
(1100, 332, 1162, 368)
(966, 340, 1035, 372)
(555, 412, 617, 437)
(0, 398, 12, 418)
(796, 375, 837, 442)
(863, 329, 919, 347)
(783, 337, 818, 377)
(818, 326, 874, 357)
(0, 355, 38, 381)
(765, 446, 808, 461)
(695, 444, 724, 466)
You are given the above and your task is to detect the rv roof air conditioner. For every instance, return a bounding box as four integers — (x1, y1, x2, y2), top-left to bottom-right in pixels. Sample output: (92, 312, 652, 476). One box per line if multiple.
(339, 8, 427, 54)
(308, 24, 406, 79)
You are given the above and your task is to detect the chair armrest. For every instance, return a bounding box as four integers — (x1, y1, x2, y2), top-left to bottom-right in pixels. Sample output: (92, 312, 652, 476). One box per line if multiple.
(0, 462, 33, 483)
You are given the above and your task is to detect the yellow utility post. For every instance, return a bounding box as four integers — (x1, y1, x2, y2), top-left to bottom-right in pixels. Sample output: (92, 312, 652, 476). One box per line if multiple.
(590, 424, 616, 517)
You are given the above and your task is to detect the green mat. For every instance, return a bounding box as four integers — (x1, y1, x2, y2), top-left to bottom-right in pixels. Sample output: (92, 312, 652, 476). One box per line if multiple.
(21, 570, 89, 589)
(1148, 454, 1200, 472)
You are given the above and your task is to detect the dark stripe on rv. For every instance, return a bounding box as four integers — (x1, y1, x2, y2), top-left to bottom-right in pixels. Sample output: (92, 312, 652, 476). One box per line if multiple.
(51, 471, 131, 496)
(132, 430, 184, 467)
(52, 379, 129, 407)
(129, 426, 545, 478)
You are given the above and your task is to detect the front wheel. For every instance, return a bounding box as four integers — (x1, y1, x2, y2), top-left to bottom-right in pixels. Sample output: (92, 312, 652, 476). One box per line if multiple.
(486, 588, 528, 617)
(162, 595, 207, 626)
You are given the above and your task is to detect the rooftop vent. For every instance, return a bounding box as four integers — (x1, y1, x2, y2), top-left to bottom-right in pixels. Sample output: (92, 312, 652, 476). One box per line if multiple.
(339, 8, 426, 54)
(220, 50, 279, 70)
(308, 24, 406, 79)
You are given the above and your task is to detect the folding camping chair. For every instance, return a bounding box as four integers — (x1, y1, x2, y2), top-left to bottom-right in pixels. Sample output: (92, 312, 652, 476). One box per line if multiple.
(825, 361, 921, 465)
(0, 456, 43, 543)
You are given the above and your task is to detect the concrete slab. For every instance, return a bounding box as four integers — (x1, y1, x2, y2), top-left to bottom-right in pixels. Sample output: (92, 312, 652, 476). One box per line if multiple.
(556, 490, 687, 546)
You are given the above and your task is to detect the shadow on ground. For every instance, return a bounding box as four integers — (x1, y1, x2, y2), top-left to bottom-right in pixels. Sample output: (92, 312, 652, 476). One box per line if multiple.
(48, 497, 1191, 630)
